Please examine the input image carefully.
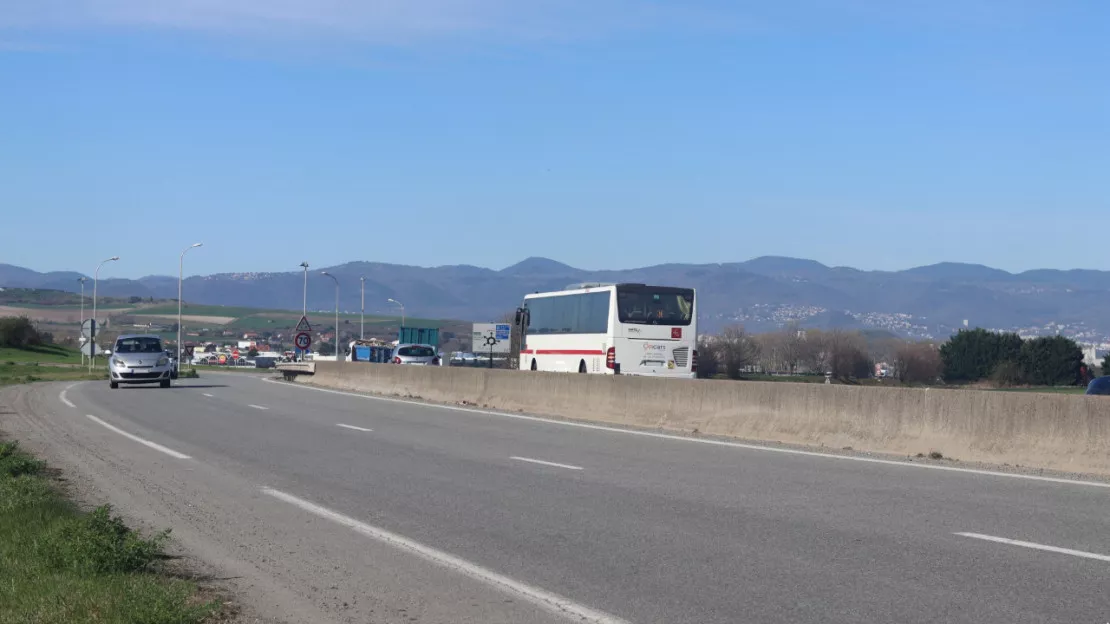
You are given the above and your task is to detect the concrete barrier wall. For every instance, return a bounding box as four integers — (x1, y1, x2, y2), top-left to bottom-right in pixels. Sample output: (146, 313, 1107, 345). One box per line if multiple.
(303, 362, 1110, 475)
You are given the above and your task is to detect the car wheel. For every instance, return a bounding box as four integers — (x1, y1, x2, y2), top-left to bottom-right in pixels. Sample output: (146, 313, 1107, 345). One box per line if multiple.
(109, 381, 119, 389)
(160, 379, 171, 388)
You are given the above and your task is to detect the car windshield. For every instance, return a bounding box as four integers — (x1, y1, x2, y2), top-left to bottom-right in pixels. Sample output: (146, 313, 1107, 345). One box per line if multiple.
(616, 286, 694, 326)
(398, 346, 435, 357)
(115, 337, 163, 354)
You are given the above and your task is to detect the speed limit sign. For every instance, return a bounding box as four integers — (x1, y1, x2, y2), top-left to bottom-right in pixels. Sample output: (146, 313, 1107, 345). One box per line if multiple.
(294, 332, 312, 350)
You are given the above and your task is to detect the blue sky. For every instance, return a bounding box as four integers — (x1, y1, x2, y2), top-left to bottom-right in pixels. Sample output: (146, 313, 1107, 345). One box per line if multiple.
(1, 1, 1107, 279)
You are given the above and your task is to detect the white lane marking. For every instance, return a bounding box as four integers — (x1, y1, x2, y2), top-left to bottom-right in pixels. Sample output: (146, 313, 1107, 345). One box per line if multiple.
(248, 404, 269, 410)
(85, 415, 191, 460)
(261, 487, 629, 624)
(511, 456, 584, 471)
(264, 379, 1110, 490)
(203, 393, 214, 397)
(336, 423, 373, 432)
(955, 532, 1110, 563)
(59, 384, 76, 408)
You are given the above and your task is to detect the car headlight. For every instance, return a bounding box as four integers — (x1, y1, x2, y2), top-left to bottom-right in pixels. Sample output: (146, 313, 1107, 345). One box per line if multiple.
(111, 358, 125, 368)
(157, 357, 169, 367)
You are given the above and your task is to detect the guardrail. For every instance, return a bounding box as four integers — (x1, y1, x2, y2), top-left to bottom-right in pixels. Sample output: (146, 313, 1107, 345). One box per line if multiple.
(291, 361, 1110, 476)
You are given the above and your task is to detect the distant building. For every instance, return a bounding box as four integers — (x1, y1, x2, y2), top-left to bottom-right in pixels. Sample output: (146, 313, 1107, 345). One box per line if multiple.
(1083, 345, 1100, 366)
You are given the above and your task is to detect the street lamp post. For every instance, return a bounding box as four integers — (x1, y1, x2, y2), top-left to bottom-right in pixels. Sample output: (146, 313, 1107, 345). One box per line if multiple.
(321, 272, 342, 362)
(299, 262, 310, 317)
(178, 243, 203, 369)
(388, 298, 405, 327)
(77, 277, 87, 365)
(91, 256, 120, 372)
(360, 276, 366, 340)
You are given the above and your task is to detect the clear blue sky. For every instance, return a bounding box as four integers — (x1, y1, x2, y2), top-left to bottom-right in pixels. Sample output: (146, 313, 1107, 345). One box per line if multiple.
(1, 1, 1106, 279)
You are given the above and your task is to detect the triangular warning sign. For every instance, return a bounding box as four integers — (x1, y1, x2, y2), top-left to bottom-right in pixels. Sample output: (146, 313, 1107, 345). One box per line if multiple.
(294, 315, 313, 332)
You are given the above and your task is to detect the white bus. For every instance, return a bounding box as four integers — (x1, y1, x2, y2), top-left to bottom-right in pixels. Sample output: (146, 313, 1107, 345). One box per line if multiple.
(516, 283, 697, 378)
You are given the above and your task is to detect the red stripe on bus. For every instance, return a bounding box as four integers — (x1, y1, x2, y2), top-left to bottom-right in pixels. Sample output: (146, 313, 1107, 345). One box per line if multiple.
(520, 349, 605, 355)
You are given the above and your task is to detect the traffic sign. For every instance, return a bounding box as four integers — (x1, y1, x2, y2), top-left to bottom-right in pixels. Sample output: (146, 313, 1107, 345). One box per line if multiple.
(80, 319, 98, 340)
(294, 332, 312, 350)
(232, 348, 240, 359)
(218, 354, 228, 365)
(472, 323, 511, 354)
(295, 316, 313, 333)
(80, 342, 100, 357)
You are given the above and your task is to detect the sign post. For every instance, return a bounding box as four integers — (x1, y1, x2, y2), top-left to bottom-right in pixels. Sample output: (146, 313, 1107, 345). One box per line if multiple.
(81, 319, 98, 371)
(294, 332, 312, 352)
(294, 316, 313, 360)
(472, 323, 511, 369)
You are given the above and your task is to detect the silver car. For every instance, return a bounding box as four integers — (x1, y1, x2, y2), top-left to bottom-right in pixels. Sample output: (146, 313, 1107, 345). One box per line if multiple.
(391, 344, 440, 366)
(109, 334, 174, 389)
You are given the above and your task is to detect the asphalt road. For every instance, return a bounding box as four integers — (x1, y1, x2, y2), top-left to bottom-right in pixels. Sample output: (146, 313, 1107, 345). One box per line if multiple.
(5, 373, 1110, 624)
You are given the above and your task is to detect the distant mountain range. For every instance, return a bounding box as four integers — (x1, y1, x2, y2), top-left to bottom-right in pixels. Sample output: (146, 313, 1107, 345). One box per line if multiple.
(2, 257, 1108, 338)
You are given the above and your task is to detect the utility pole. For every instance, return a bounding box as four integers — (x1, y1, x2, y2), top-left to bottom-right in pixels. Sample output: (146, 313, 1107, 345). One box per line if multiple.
(78, 277, 87, 365)
(178, 243, 203, 370)
(91, 256, 120, 373)
(321, 272, 342, 363)
(300, 261, 310, 317)
(360, 276, 365, 340)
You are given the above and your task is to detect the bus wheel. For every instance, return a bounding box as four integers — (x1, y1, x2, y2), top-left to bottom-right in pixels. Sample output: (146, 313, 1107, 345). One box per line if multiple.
(579, 361, 587, 374)
(530, 359, 537, 371)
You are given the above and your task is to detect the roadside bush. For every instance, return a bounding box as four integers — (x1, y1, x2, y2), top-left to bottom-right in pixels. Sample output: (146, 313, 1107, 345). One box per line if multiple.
(44, 505, 168, 574)
(893, 342, 943, 384)
(0, 316, 43, 349)
(989, 360, 1025, 387)
(1019, 335, 1084, 386)
(940, 328, 1023, 382)
(825, 330, 872, 380)
(696, 338, 721, 378)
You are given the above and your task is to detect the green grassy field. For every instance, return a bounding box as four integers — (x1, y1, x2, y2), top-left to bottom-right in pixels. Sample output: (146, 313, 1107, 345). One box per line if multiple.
(12, 303, 135, 310)
(0, 363, 105, 386)
(0, 441, 218, 623)
(0, 345, 83, 365)
(140, 304, 275, 317)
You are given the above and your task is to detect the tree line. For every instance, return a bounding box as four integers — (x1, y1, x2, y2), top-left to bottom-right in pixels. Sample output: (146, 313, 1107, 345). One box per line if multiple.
(0, 317, 52, 349)
(697, 325, 1091, 387)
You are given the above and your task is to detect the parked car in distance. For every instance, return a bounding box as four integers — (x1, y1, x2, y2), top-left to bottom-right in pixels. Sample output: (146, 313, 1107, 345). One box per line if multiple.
(392, 344, 439, 366)
(109, 334, 174, 389)
(1085, 376, 1110, 395)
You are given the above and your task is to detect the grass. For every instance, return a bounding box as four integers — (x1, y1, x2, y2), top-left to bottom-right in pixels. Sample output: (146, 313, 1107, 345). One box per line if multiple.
(0, 344, 83, 364)
(10, 303, 136, 310)
(0, 363, 106, 386)
(0, 441, 217, 624)
(140, 304, 275, 317)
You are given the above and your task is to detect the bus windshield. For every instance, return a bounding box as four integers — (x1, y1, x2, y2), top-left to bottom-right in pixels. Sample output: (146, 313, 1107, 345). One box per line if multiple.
(616, 286, 694, 326)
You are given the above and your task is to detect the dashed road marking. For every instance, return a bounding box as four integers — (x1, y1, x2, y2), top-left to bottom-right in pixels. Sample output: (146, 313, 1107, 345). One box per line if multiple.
(511, 456, 583, 471)
(85, 415, 191, 460)
(336, 423, 373, 432)
(261, 487, 630, 624)
(955, 532, 1110, 563)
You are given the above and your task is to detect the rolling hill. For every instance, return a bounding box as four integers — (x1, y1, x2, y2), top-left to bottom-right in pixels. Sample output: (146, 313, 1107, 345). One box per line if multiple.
(3, 257, 1108, 338)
